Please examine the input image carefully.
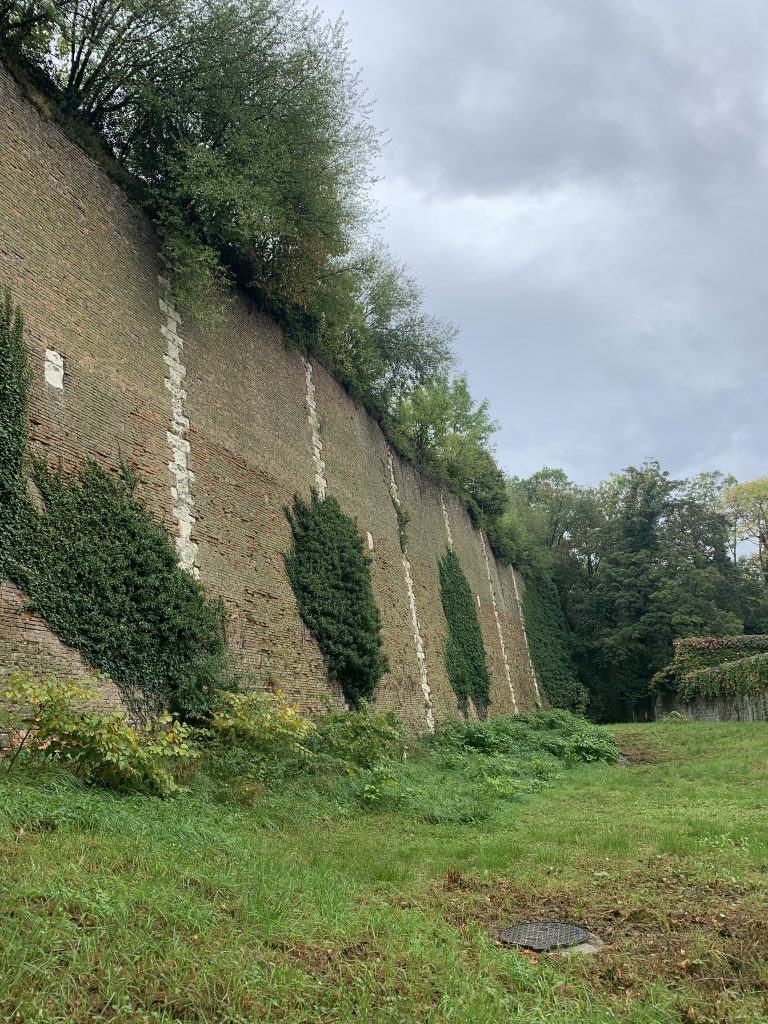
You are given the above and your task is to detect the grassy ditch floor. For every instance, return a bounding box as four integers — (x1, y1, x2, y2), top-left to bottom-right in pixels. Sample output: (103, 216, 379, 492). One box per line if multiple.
(1, 721, 767, 1023)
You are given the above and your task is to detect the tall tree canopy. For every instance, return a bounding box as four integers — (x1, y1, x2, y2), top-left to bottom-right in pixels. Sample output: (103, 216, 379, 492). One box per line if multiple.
(497, 461, 766, 721)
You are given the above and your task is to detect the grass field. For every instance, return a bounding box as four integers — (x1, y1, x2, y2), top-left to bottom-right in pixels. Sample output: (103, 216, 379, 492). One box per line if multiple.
(1, 722, 767, 1023)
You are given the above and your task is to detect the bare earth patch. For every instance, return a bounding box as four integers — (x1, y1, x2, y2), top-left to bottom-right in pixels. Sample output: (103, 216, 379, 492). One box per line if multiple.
(432, 866, 768, 1022)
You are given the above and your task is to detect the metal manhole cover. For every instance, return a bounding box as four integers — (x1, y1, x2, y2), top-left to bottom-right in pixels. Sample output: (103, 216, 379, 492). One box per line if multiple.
(499, 922, 589, 951)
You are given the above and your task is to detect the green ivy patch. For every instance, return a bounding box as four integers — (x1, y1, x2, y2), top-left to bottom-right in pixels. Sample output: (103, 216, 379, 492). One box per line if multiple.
(678, 652, 768, 703)
(520, 572, 588, 714)
(438, 548, 491, 716)
(285, 491, 386, 708)
(0, 285, 227, 721)
(0, 287, 29, 576)
(651, 636, 768, 705)
(9, 460, 227, 720)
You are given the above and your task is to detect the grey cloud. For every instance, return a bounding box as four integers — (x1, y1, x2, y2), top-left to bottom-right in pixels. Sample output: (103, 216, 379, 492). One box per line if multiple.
(322, 0, 768, 486)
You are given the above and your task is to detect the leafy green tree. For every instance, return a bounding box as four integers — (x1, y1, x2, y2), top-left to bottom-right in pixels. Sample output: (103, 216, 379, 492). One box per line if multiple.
(724, 477, 768, 577)
(392, 374, 505, 524)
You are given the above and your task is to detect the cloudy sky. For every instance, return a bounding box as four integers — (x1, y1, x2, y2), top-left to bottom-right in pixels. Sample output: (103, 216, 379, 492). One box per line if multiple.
(319, 0, 768, 486)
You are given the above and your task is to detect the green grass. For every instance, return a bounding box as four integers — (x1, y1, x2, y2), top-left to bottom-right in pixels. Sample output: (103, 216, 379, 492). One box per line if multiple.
(1, 723, 767, 1022)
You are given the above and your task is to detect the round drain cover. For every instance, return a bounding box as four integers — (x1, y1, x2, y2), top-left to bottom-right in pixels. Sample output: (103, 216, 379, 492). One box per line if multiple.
(500, 922, 589, 951)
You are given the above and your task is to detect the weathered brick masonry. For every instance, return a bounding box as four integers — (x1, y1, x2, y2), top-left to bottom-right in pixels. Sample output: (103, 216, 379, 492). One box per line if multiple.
(0, 66, 539, 728)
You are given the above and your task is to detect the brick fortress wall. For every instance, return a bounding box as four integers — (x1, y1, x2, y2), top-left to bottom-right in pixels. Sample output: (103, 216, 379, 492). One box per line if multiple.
(0, 66, 539, 730)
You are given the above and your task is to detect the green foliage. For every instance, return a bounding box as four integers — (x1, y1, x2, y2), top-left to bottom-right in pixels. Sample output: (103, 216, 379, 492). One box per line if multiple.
(0, 671, 197, 797)
(430, 708, 618, 767)
(501, 461, 758, 721)
(308, 704, 406, 769)
(8, 460, 226, 721)
(0, 287, 227, 720)
(438, 548, 491, 716)
(285, 491, 386, 707)
(488, 508, 586, 714)
(651, 636, 768, 703)
(393, 375, 506, 525)
(520, 571, 588, 714)
(680, 654, 768, 703)
(205, 688, 315, 777)
(0, 287, 29, 577)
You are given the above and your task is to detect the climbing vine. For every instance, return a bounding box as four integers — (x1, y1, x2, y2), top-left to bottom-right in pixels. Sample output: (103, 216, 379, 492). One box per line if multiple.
(652, 636, 768, 703)
(520, 572, 588, 714)
(0, 287, 29, 577)
(0, 284, 227, 721)
(285, 491, 386, 708)
(438, 548, 491, 716)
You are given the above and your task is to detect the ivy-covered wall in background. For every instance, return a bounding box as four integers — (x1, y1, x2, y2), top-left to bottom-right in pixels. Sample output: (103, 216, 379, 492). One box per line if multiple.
(0, 286, 227, 721)
(652, 635, 768, 703)
(520, 572, 588, 715)
(285, 491, 386, 708)
(438, 548, 491, 716)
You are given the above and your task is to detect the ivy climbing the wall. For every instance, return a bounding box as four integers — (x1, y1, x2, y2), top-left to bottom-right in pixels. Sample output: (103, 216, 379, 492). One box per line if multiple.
(285, 491, 386, 707)
(520, 572, 588, 715)
(0, 285, 227, 721)
(0, 287, 29, 577)
(438, 548, 491, 716)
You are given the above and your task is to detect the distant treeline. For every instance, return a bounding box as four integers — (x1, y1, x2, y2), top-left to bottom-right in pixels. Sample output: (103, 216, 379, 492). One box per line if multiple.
(495, 464, 768, 721)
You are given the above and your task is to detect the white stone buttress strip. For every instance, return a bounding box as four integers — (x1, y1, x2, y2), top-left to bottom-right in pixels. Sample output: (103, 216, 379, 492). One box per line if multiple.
(388, 452, 434, 733)
(159, 279, 199, 578)
(512, 568, 542, 706)
(301, 356, 327, 499)
(480, 531, 518, 714)
(440, 492, 454, 549)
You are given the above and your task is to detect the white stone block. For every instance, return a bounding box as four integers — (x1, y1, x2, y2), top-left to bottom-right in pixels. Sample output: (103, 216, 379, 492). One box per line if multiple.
(44, 349, 64, 389)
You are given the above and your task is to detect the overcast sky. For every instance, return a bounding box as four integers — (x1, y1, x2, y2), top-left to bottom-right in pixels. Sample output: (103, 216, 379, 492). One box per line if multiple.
(319, 0, 768, 486)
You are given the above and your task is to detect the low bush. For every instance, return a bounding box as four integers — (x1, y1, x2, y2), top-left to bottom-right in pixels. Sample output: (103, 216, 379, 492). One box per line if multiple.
(0, 672, 197, 797)
(308, 704, 406, 770)
(207, 688, 315, 762)
(430, 708, 618, 767)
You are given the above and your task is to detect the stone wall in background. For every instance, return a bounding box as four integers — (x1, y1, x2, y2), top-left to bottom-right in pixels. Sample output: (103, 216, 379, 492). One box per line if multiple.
(656, 692, 768, 723)
(0, 65, 539, 730)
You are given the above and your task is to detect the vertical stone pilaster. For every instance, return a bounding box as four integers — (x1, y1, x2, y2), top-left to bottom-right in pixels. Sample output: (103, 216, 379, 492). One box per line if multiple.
(512, 568, 542, 706)
(480, 531, 518, 714)
(388, 452, 434, 733)
(159, 277, 199, 578)
(440, 492, 454, 549)
(301, 356, 327, 498)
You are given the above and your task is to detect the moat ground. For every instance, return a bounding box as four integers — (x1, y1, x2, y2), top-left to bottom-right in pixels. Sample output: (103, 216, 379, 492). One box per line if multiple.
(1, 723, 766, 1023)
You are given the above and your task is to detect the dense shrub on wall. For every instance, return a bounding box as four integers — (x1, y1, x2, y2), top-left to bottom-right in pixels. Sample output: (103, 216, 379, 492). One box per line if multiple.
(9, 461, 227, 720)
(438, 548, 491, 716)
(0, 288, 29, 576)
(285, 491, 386, 707)
(677, 653, 768, 703)
(487, 517, 587, 714)
(520, 572, 588, 715)
(0, 286, 227, 721)
(652, 635, 768, 703)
